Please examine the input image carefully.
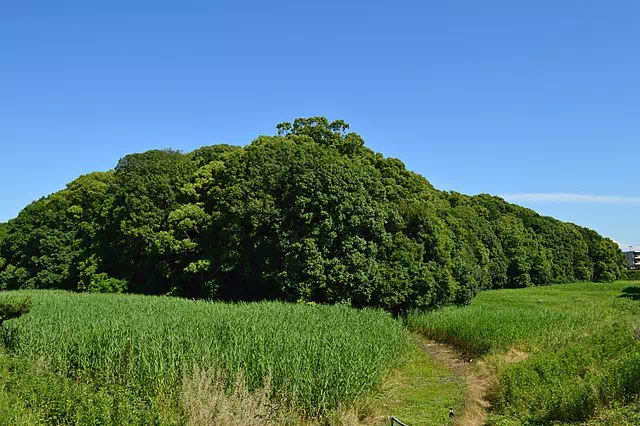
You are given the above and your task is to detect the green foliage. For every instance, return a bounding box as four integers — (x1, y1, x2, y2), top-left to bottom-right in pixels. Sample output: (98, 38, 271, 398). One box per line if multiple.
(0, 354, 174, 425)
(0, 297, 31, 327)
(0, 172, 113, 291)
(0, 290, 411, 418)
(408, 281, 640, 424)
(77, 254, 128, 293)
(0, 118, 625, 310)
(625, 270, 640, 280)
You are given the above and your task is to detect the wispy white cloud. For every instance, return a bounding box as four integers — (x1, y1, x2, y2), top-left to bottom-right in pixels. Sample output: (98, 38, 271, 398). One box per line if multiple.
(501, 193, 640, 204)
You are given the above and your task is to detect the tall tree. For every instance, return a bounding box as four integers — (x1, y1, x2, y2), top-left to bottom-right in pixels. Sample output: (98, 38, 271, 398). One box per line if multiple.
(0, 118, 626, 310)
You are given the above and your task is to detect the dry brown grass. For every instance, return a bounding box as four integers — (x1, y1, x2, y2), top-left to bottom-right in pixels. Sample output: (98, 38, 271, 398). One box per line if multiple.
(182, 367, 297, 426)
(503, 348, 528, 364)
(181, 367, 375, 426)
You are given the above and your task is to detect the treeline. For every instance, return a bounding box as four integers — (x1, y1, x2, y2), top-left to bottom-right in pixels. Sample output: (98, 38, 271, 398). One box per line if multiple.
(0, 118, 626, 311)
(625, 270, 640, 281)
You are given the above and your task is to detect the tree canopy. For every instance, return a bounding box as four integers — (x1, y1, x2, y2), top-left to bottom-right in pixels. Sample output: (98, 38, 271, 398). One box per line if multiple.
(0, 118, 626, 311)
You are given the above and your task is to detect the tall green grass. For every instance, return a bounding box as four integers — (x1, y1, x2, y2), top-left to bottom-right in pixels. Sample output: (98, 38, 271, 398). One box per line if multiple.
(408, 282, 640, 424)
(0, 291, 411, 418)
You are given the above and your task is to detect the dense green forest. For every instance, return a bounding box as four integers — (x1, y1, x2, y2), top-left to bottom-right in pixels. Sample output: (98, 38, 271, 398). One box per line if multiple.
(0, 118, 626, 311)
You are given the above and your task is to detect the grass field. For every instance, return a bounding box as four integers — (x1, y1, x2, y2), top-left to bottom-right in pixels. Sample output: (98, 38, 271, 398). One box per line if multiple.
(0, 291, 413, 424)
(408, 281, 640, 425)
(2, 282, 639, 425)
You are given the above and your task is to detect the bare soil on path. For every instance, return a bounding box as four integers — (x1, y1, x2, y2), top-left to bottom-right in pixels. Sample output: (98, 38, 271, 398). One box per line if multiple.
(417, 339, 492, 426)
(371, 335, 496, 426)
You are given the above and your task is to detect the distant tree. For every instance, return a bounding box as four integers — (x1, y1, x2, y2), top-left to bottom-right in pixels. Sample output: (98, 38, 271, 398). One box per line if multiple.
(580, 229, 625, 282)
(0, 117, 627, 310)
(0, 172, 115, 291)
(99, 149, 195, 295)
(0, 223, 6, 271)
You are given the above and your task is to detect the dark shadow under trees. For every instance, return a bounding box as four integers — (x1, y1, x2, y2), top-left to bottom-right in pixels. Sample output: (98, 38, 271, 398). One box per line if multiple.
(619, 286, 640, 301)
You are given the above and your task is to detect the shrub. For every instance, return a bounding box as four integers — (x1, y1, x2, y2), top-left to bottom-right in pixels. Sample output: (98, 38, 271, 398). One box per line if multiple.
(0, 297, 31, 327)
(625, 270, 640, 281)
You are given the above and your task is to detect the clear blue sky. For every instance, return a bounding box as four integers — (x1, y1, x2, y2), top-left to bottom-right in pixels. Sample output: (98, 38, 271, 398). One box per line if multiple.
(1, 1, 638, 247)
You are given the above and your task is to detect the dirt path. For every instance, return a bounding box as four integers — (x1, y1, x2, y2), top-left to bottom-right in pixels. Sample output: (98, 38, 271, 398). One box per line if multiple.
(417, 339, 492, 426)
